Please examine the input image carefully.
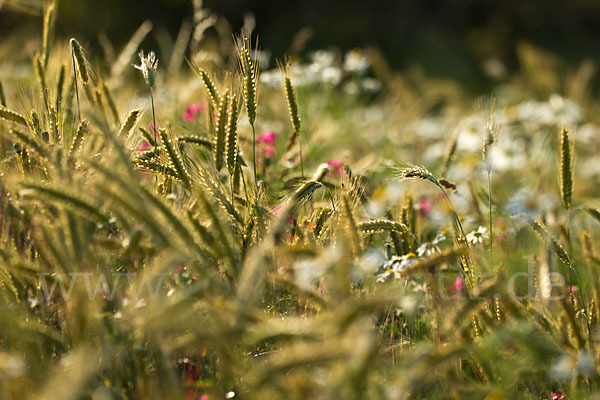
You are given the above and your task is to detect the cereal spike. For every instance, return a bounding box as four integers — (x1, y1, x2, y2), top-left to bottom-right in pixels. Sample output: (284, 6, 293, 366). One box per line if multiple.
(42, 2, 56, 68)
(236, 35, 259, 126)
(197, 68, 219, 107)
(0, 106, 28, 125)
(118, 109, 140, 137)
(34, 55, 50, 112)
(559, 128, 573, 210)
(54, 64, 65, 114)
(159, 128, 192, 189)
(70, 38, 89, 84)
(213, 90, 230, 171)
(68, 120, 88, 160)
(225, 93, 239, 175)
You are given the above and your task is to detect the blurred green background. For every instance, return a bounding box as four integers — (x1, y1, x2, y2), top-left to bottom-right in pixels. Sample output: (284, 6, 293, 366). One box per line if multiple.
(2, 0, 600, 89)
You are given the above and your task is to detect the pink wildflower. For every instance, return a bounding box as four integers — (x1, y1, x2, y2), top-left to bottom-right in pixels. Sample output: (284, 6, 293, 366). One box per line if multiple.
(550, 390, 567, 399)
(138, 141, 151, 152)
(256, 131, 276, 144)
(184, 102, 204, 122)
(455, 277, 464, 293)
(326, 160, 344, 176)
(264, 145, 275, 158)
(417, 198, 433, 215)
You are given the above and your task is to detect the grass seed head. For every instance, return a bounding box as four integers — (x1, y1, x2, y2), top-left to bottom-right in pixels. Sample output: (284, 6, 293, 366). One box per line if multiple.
(134, 50, 158, 88)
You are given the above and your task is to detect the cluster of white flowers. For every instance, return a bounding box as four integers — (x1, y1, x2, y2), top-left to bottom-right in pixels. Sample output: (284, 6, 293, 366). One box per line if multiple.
(376, 253, 418, 282)
(466, 226, 488, 245)
(260, 48, 380, 93)
(416, 233, 446, 256)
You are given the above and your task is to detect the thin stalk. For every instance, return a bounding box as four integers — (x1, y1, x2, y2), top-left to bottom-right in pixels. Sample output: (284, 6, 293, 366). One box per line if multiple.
(231, 177, 236, 240)
(298, 130, 305, 179)
(566, 210, 591, 336)
(70, 45, 81, 123)
(240, 165, 250, 209)
(150, 87, 157, 144)
(488, 170, 493, 268)
(252, 123, 257, 188)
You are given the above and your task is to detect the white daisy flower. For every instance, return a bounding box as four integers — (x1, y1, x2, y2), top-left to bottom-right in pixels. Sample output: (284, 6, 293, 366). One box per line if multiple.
(466, 226, 489, 245)
(376, 253, 419, 282)
(417, 233, 446, 257)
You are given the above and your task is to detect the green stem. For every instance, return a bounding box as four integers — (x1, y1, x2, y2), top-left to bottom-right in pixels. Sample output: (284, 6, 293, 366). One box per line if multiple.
(150, 87, 157, 144)
(298, 130, 305, 179)
(252, 123, 257, 188)
(488, 170, 493, 268)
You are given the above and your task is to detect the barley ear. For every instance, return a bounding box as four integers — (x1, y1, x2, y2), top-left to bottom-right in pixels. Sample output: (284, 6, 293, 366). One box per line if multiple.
(70, 39, 89, 84)
(196, 68, 219, 108)
(235, 35, 259, 126)
(28, 111, 43, 137)
(34, 55, 50, 112)
(48, 105, 59, 143)
(0, 106, 28, 126)
(225, 93, 240, 176)
(68, 120, 88, 161)
(282, 68, 301, 133)
(54, 64, 65, 114)
(559, 128, 573, 210)
(118, 109, 140, 137)
(159, 128, 192, 189)
(213, 89, 230, 171)
(42, 2, 56, 69)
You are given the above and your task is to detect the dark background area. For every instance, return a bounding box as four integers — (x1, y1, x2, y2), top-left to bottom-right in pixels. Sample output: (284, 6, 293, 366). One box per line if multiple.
(2, 0, 600, 87)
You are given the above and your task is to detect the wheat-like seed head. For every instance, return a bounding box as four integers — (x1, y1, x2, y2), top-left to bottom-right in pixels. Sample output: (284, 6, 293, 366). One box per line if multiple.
(225, 93, 240, 176)
(48, 105, 59, 142)
(54, 64, 65, 114)
(213, 89, 230, 171)
(396, 164, 439, 187)
(28, 111, 43, 136)
(42, 2, 56, 69)
(441, 128, 459, 176)
(118, 109, 140, 137)
(559, 128, 573, 210)
(235, 35, 259, 126)
(278, 60, 302, 133)
(68, 120, 88, 160)
(195, 68, 219, 108)
(70, 39, 89, 84)
(34, 54, 49, 112)
(357, 219, 409, 234)
(134, 51, 158, 88)
(159, 128, 192, 189)
(480, 99, 498, 173)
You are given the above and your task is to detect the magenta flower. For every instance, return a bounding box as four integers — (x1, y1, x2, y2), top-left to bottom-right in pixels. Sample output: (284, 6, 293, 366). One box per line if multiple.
(550, 390, 566, 399)
(184, 102, 204, 122)
(326, 160, 344, 176)
(417, 198, 433, 214)
(455, 277, 464, 293)
(138, 141, 151, 152)
(264, 145, 275, 158)
(256, 131, 276, 144)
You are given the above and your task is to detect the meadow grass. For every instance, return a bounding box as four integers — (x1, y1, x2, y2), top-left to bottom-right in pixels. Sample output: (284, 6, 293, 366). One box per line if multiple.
(1, 7, 600, 400)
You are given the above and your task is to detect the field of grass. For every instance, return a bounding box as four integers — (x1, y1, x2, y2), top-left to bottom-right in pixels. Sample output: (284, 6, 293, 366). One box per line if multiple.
(2, 3, 600, 400)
